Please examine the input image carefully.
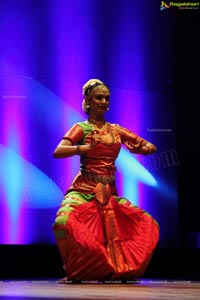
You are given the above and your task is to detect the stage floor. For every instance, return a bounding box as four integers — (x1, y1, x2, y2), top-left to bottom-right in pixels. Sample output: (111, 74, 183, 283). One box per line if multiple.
(0, 279, 199, 300)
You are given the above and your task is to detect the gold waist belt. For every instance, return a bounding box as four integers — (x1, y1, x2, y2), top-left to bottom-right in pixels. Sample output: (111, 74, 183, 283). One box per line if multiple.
(82, 171, 115, 184)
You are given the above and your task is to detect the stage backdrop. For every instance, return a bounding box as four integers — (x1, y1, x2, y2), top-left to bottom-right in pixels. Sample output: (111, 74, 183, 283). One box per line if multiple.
(0, 0, 178, 247)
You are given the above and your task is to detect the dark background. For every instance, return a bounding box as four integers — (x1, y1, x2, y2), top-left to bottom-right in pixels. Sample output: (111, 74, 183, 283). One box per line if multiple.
(174, 9, 200, 249)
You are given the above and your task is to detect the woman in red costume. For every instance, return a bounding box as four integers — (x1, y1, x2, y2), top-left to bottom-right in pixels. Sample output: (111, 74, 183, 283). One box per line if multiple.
(52, 78, 159, 283)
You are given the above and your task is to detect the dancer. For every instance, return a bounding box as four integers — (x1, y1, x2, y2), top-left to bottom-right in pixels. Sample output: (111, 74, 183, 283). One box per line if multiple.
(52, 78, 159, 283)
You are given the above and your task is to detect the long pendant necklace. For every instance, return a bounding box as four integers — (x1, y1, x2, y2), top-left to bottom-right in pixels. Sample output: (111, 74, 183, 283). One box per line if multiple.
(104, 123, 115, 146)
(87, 120, 115, 146)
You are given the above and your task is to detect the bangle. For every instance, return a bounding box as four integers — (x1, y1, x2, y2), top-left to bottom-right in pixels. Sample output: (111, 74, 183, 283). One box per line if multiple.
(76, 145, 81, 155)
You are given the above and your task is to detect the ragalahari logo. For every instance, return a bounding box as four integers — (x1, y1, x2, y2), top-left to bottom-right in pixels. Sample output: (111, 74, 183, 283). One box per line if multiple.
(160, 1, 170, 10)
(160, 1, 199, 10)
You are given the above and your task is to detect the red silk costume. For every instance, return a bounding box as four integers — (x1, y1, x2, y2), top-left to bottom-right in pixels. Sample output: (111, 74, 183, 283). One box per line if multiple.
(52, 121, 159, 282)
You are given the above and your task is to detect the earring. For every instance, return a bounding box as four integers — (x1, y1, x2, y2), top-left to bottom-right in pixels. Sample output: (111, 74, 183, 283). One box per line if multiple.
(86, 105, 90, 108)
(107, 107, 110, 110)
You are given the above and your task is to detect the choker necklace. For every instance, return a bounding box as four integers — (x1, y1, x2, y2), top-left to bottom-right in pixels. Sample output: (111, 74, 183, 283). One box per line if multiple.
(87, 118, 106, 129)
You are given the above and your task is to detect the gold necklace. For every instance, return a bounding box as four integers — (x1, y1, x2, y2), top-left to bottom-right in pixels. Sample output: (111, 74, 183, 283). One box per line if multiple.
(87, 118, 106, 129)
